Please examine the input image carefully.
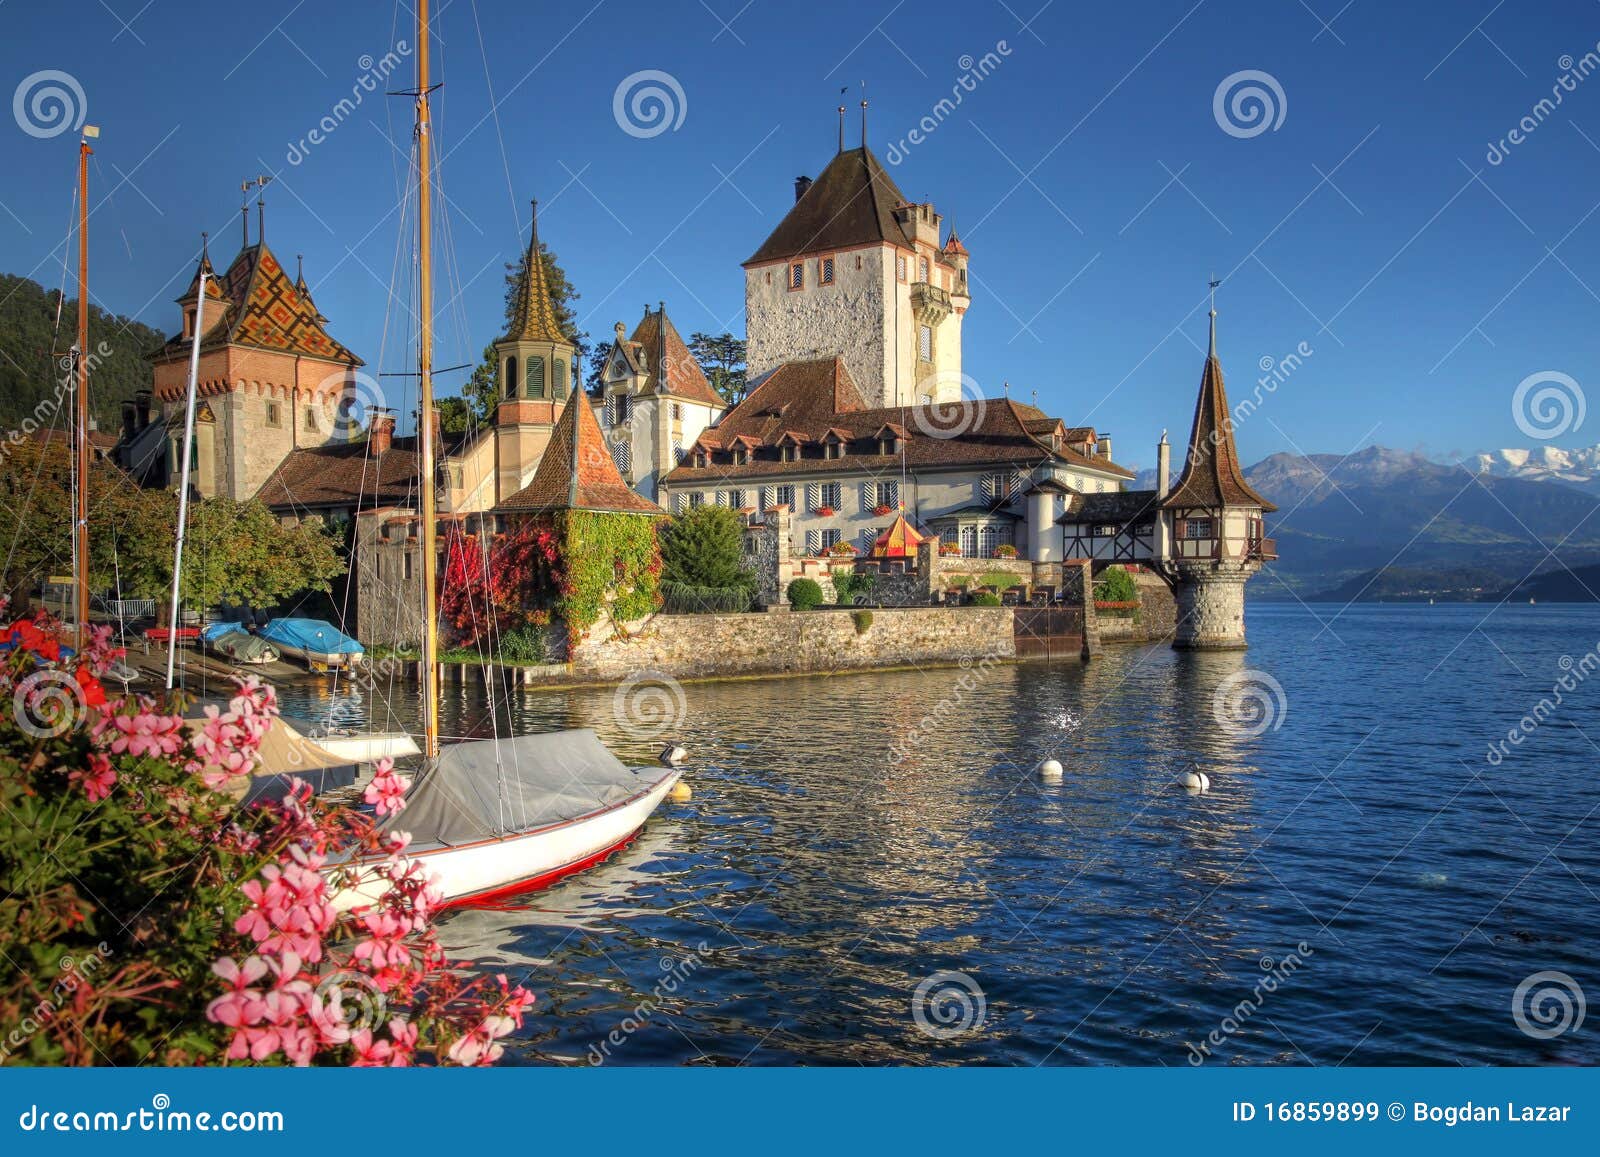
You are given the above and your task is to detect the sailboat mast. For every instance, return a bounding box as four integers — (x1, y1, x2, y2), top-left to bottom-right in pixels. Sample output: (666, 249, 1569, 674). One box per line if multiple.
(415, 0, 440, 759)
(166, 259, 207, 689)
(75, 131, 92, 647)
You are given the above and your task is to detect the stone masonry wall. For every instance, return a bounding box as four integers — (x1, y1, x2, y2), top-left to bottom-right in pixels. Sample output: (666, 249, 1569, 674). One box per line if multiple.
(569, 606, 1015, 682)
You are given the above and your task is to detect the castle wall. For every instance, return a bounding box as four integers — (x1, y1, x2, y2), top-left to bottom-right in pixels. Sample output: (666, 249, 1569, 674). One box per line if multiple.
(746, 245, 891, 407)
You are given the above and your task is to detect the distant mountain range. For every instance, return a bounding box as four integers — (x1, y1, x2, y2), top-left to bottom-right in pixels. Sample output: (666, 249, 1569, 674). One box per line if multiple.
(1139, 445, 1600, 601)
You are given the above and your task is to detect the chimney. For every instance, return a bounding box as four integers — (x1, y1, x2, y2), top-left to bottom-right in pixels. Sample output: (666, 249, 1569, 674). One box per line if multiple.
(121, 400, 137, 440)
(794, 175, 812, 202)
(134, 389, 152, 430)
(370, 408, 395, 455)
(1156, 430, 1170, 499)
(1098, 433, 1113, 462)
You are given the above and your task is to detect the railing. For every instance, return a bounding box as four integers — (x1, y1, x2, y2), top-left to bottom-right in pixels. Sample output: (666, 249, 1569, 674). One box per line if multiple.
(1249, 537, 1278, 561)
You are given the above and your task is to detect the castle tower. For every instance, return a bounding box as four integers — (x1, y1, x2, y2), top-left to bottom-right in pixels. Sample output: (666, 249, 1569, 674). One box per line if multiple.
(595, 304, 724, 502)
(492, 199, 573, 504)
(144, 233, 362, 501)
(1161, 307, 1277, 649)
(742, 146, 968, 408)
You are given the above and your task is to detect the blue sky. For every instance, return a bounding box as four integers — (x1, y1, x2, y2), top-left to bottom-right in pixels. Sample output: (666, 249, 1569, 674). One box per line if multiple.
(3, 0, 1599, 473)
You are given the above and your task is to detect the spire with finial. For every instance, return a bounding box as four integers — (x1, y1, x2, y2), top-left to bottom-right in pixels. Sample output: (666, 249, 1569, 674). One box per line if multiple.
(240, 179, 251, 247)
(1207, 275, 1220, 357)
(837, 97, 847, 153)
(504, 197, 565, 343)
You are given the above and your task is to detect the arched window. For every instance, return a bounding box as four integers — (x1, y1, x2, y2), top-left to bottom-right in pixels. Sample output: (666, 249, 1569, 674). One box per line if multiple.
(553, 358, 567, 400)
(526, 355, 546, 398)
(504, 356, 517, 399)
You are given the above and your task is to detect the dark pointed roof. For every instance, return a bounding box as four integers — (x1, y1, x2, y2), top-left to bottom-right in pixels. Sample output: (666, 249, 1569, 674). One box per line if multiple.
(504, 200, 566, 345)
(1162, 315, 1275, 511)
(745, 147, 911, 266)
(496, 391, 662, 515)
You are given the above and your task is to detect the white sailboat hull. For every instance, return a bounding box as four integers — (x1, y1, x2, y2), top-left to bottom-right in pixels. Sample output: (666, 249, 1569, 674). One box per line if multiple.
(310, 732, 421, 763)
(274, 643, 362, 670)
(331, 768, 681, 912)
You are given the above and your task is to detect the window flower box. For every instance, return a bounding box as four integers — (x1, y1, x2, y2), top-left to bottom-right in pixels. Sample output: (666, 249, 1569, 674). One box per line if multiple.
(828, 542, 857, 557)
(814, 505, 836, 516)
(873, 504, 893, 517)
(993, 544, 1018, 558)
(939, 542, 963, 556)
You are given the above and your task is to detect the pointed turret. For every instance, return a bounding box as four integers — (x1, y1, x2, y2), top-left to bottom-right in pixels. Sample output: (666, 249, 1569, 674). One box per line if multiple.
(495, 390, 661, 515)
(504, 199, 565, 345)
(1162, 308, 1275, 511)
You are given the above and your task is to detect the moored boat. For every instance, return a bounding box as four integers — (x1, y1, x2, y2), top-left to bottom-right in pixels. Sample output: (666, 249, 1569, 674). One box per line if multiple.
(201, 622, 280, 665)
(259, 617, 362, 669)
(283, 715, 419, 763)
(331, 730, 680, 910)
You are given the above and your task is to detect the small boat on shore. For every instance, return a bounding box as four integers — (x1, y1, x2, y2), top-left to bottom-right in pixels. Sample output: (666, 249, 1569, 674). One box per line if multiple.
(201, 622, 280, 665)
(283, 715, 419, 764)
(259, 618, 362, 670)
(331, 729, 681, 911)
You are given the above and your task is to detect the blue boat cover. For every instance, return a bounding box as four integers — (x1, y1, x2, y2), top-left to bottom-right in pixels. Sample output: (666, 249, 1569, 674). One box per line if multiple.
(201, 621, 245, 642)
(259, 618, 362, 655)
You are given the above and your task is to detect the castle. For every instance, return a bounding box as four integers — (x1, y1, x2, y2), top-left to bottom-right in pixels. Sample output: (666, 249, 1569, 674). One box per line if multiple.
(116, 138, 1275, 650)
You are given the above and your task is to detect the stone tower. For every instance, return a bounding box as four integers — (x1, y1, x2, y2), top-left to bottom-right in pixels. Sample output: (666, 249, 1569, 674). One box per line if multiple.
(742, 146, 969, 409)
(1161, 310, 1277, 649)
(492, 199, 574, 504)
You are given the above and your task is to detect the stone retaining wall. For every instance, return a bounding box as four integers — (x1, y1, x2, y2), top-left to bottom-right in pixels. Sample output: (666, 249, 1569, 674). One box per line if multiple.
(568, 606, 1016, 682)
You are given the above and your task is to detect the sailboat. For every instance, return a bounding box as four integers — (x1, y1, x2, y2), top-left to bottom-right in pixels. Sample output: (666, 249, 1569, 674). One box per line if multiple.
(331, 0, 680, 911)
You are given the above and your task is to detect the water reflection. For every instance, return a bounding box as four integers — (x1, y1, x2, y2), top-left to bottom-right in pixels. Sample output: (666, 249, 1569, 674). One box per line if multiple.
(272, 606, 1600, 1066)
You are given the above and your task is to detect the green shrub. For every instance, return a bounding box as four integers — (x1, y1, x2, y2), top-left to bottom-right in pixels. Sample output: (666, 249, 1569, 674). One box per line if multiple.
(1098, 565, 1138, 604)
(496, 624, 548, 664)
(831, 568, 878, 606)
(787, 577, 824, 610)
(659, 505, 753, 589)
(851, 609, 874, 634)
(980, 572, 1023, 590)
(970, 591, 1002, 606)
(661, 580, 755, 614)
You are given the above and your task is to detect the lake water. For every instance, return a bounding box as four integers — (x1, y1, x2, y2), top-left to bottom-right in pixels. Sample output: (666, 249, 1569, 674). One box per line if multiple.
(278, 604, 1600, 1066)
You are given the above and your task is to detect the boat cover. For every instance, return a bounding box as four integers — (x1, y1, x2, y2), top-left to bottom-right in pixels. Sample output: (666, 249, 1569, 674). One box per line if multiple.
(259, 618, 362, 656)
(205, 627, 279, 664)
(387, 728, 671, 848)
(201, 621, 243, 642)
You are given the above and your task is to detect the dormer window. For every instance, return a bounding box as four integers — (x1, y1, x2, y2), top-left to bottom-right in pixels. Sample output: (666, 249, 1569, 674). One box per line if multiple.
(788, 262, 804, 290)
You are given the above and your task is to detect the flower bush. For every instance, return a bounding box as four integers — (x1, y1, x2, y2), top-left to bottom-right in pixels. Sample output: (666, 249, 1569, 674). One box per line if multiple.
(993, 544, 1018, 558)
(873, 504, 892, 517)
(939, 541, 963, 557)
(0, 606, 533, 1066)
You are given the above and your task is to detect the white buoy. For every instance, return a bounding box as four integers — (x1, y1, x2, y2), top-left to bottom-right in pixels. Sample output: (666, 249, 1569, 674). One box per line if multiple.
(1038, 758, 1064, 782)
(660, 743, 687, 766)
(1182, 770, 1211, 794)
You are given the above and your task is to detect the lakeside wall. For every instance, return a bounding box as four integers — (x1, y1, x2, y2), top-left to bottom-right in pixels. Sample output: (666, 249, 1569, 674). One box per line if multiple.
(565, 606, 1019, 682)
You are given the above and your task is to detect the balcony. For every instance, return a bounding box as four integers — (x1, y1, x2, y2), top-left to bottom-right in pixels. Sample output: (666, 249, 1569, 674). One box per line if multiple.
(910, 281, 952, 325)
(1248, 537, 1278, 561)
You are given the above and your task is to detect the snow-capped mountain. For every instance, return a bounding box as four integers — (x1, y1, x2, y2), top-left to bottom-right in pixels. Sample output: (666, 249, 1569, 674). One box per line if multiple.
(1464, 444, 1600, 494)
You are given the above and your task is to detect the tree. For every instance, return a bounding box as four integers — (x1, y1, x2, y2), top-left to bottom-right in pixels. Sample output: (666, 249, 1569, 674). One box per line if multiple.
(1098, 565, 1139, 604)
(659, 505, 751, 589)
(688, 332, 747, 404)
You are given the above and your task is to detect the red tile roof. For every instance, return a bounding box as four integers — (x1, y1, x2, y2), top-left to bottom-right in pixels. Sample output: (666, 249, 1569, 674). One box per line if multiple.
(664, 357, 1135, 484)
(496, 392, 662, 515)
(620, 307, 723, 407)
(256, 438, 423, 512)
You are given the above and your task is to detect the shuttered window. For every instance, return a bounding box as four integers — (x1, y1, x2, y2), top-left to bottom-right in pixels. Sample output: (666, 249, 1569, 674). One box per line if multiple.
(820, 255, 835, 284)
(805, 529, 821, 554)
(775, 484, 795, 509)
(553, 358, 568, 400)
(526, 356, 546, 398)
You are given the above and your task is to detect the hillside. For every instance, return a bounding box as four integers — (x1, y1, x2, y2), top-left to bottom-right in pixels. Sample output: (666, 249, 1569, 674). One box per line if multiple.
(0, 272, 165, 438)
(1498, 563, 1600, 602)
